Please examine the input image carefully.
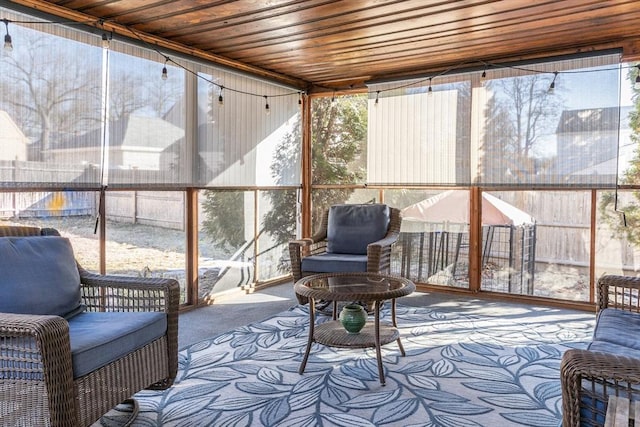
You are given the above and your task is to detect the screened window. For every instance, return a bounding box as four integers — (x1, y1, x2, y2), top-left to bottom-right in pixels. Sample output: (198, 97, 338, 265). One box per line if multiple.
(0, 9, 102, 188)
(367, 53, 623, 188)
(197, 70, 301, 187)
(0, 5, 302, 190)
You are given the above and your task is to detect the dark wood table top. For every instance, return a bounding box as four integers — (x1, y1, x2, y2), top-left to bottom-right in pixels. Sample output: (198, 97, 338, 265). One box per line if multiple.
(294, 272, 415, 302)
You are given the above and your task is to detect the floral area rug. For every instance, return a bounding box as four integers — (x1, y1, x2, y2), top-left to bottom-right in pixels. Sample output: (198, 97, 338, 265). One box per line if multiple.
(106, 303, 595, 426)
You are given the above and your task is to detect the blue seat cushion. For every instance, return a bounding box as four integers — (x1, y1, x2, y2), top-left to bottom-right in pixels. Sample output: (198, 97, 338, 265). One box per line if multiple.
(301, 253, 368, 273)
(590, 309, 640, 353)
(68, 311, 167, 378)
(327, 204, 390, 255)
(587, 340, 640, 358)
(580, 309, 640, 425)
(0, 236, 82, 318)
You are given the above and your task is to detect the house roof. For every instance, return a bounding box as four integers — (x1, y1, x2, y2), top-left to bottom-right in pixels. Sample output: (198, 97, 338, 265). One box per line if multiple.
(53, 114, 184, 150)
(0, 110, 28, 142)
(7, 1, 640, 92)
(556, 106, 632, 134)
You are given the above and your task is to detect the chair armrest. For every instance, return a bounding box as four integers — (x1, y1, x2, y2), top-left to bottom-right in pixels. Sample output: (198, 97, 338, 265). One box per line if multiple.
(289, 238, 314, 283)
(0, 313, 76, 423)
(367, 231, 401, 273)
(78, 268, 180, 313)
(597, 274, 640, 312)
(289, 238, 313, 248)
(561, 348, 640, 427)
(368, 232, 401, 251)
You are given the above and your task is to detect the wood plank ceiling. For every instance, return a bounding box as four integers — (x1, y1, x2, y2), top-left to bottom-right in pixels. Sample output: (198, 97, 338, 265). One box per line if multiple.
(6, 0, 640, 92)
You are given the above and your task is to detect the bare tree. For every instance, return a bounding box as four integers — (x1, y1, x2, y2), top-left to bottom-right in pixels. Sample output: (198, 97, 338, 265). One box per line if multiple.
(0, 34, 101, 159)
(482, 74, 561, 182)
(108, 71, 148, 121)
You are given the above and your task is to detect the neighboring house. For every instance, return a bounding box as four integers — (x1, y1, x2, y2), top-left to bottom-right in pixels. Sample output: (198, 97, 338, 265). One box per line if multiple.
(556, 106, 632, 178)
(48, 114, 185, 170)
(0, 110, 29, 161)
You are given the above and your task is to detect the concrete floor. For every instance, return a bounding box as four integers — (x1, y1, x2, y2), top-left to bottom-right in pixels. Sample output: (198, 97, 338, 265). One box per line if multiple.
(178, 282, 298, 349)
(176, 281, 529, 349)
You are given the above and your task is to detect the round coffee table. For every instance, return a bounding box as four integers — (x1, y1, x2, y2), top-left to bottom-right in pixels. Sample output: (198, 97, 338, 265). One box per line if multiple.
(294, 272, 415, 385)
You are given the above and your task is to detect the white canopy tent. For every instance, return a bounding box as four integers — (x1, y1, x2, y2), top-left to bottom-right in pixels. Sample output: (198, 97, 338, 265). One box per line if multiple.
(398, 190, 536, 294)
(400, 190, 535, 232)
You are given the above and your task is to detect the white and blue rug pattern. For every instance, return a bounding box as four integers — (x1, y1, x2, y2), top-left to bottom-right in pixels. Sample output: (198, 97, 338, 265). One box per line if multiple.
(124, 304, 594, 426)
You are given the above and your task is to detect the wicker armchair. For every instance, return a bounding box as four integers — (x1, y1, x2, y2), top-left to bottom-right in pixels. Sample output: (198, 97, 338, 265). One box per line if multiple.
(561, 274, 640, 427)
(0, 225, 179, 427)
(289, 204, 402, 304)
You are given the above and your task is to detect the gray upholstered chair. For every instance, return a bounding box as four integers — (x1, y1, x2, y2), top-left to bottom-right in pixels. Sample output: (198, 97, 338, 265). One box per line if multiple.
(561, 275, 640, 427)
(289, 203, 402, 304)
(0, 225, 179, 427)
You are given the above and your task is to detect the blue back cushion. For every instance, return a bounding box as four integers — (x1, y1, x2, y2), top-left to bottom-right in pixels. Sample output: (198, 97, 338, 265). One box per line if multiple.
(0, 236, 82, 318)
(327, 204, 390, 255)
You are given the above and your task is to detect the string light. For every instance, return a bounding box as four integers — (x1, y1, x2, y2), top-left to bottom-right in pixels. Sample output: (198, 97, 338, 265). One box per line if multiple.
(264, 96, 270, 114)
(218, 86, 224, 105)
(161, 57, 169, 80)
(548, 71, 558, 93)
(101, 32, 110, 49)
(331, 91, 336, 105)
(2, 15, 638, 107)
(2, 18, 12, 52)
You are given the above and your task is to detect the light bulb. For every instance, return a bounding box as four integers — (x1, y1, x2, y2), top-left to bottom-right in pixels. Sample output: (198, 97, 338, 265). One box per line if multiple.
(548, 72, 558, 93)
(3, 33, 12, 52)
(161, 66, 168, 80)
(101, 33, 110, 49)
(2, 19, 11, 52)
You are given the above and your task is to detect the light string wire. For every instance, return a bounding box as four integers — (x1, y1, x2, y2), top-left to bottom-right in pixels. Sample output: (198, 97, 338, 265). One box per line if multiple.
(1, 16, 638, 100)
(123, 25, 297, 100)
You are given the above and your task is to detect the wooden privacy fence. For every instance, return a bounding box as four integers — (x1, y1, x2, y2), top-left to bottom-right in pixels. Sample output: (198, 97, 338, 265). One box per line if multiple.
(0, 190, 184, 231)
(0, 181, 639, 273)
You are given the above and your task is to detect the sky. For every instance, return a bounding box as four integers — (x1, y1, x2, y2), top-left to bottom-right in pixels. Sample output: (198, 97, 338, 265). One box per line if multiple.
(562, 64, 634, 109)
